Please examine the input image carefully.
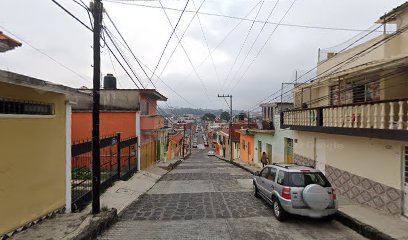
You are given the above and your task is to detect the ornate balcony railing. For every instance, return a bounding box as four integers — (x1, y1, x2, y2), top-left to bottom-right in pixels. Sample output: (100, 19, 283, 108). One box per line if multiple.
(281, 98, 408, 140)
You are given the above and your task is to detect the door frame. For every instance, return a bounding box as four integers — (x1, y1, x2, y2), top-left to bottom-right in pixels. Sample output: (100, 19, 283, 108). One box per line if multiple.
(403, 146, 408, 217)
(284, 138, 294, 164)
(314, 138, 327, 173)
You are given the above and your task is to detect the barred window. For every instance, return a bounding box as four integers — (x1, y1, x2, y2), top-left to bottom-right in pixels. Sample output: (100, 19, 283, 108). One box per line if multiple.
(0, 98, 54, 115)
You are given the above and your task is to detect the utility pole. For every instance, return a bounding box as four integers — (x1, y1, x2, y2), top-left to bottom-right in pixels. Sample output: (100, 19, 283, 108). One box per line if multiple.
(190, 123, 193, 154)
(182, 123, 186, 158)
(91, 0, 102, 215)
(218, 94, 233, 162)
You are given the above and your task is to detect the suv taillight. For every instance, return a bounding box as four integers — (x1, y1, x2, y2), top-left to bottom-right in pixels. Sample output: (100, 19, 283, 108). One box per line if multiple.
(282, 187, 291, 200)
(332, 188, 336, 200)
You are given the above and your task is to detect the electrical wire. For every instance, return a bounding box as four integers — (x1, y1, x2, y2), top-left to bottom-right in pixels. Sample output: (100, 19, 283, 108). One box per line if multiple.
(157, 0, 214, 106)
(0, 25, 89, 86)
(224, 0, 279, 92)
(103, 0, 386, 33)
(228, 0, 297, 94)
(248, 24, 408, 113)
(149, 0, 190, 82)
(221, 0, 265, 92)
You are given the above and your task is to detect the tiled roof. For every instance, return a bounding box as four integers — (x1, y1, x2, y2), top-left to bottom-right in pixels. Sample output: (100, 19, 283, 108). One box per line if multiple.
(0, 32, 22, 52)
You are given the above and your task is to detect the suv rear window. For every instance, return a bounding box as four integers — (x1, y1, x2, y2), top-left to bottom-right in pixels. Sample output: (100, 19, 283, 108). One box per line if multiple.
(288, 172, 331, 187)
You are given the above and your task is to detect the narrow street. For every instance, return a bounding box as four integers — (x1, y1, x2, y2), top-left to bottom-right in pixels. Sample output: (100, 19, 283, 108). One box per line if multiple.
(99, 149, 365, 240)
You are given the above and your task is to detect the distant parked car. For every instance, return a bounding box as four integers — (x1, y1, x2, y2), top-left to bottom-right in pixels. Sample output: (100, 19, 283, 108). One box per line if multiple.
(253, 163, 337, 221)
(207, 150, 215, 156)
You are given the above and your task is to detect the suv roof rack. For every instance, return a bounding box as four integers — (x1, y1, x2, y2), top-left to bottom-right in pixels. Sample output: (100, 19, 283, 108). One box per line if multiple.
(272, 163, 292, 169)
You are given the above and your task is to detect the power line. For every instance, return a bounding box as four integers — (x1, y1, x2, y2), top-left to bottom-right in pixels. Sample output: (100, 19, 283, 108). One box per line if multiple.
(0, 25, 89, 86)
(149, 0, 206, 87)
(224, 0, 279, 92)
(175, 1, 262, 87)
(104, 0, 386, 33)
(191, 0, 220, 88)
(229, 0, 297, 94)
(157, 0, 214, 106)
(149, 0, 190, 82)
(248, 23, 408, 112)
(245, 24, 384, 111)
(221, 0, 265, 92)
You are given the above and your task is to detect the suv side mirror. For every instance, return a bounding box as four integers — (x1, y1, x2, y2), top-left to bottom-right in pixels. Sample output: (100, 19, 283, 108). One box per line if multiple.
(254, 171, 260, 176)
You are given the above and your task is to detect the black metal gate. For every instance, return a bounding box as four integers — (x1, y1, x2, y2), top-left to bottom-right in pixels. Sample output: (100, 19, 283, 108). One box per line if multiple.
(71, 134, 138, 211)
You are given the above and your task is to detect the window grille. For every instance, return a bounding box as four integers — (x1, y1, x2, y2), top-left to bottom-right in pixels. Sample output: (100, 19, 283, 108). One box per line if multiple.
(0, 98, 54, 115)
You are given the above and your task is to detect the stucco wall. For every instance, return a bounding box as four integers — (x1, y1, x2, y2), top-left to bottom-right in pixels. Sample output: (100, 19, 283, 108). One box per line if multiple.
(0, 82, 66, 235)
(294, 131, 404, 190)
(71, 112, 136, 142)
(254, 115, 294, 165)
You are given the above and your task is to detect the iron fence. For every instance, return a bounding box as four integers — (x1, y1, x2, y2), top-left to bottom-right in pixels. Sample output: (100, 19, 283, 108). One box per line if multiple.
(71, 134, 138, 211)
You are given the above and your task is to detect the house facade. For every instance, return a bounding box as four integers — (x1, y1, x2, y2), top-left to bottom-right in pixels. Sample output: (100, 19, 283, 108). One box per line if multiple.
(281, 4, 408, 216)
(71, 80, 167, 171)
(0, 70, 87, 236)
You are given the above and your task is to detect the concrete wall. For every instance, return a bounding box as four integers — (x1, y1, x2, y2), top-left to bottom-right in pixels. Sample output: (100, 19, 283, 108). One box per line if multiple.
(0, 82, 66, 235)
(71, 112, 137, 142)
(294, 131, 403, 189)
(254, 115, 294, 166)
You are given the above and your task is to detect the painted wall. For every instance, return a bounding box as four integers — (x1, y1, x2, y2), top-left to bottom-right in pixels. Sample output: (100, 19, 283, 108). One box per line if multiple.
(140, 95, 157, 115)
(239, 133, 255, 164)
(294, 131, 404, 190)
(254, 115, 294, 166)
(0, 82, 66, 235)
(140, 115, 164, 130)
(71, 112, 136, 142)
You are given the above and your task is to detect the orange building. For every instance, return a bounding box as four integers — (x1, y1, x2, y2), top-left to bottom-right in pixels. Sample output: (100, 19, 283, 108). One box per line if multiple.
(71, 85, 167, 170)
(167, 132, 183, 160)
(237, 129, 255, 164)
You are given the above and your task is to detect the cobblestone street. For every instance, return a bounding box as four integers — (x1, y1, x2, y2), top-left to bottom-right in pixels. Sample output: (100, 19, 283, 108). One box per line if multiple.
(99, 150, 366, 240)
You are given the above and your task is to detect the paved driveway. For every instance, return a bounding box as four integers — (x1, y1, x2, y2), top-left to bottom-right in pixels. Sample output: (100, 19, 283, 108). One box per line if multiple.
(99, 149, 365, 240)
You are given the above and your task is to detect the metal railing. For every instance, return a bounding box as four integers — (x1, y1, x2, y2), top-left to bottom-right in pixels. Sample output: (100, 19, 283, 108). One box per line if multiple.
(71, 134, 138, 211)
(282, 98, 408, 130)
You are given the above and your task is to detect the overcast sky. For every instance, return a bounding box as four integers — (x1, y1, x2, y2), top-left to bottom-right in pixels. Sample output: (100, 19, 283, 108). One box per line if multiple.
(0, 0, 405, 111)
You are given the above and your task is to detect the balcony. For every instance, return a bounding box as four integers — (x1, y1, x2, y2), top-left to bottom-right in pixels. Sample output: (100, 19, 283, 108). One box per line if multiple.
(281, 99, 408, 141)
(140, 115, 165, 131)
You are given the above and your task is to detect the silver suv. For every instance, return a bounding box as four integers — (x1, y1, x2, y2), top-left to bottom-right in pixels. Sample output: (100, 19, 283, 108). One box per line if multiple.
(253, 163, 337, 221)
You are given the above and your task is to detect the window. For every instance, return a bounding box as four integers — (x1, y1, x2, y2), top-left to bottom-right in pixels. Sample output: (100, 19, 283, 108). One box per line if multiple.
(260, 168, 269, 178)
(276, 170, 287, 185)
(268, 167, 277, 181)
(288, 172, 331, 187)
(0, 98, 54, 115)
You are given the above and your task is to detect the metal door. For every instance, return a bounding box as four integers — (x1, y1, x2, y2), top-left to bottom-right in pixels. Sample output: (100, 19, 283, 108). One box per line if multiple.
(258, 141, 262, 164)
(267, 144, 272, 164)
(315, 139, 326, 173)
(285, 138, 294, 164)
(404, 146, 408, 217)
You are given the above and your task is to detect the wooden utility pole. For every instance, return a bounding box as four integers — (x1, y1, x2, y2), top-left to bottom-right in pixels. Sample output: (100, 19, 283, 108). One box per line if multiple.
(182, 123, 186, 158)
(92, 0, 102, 214)
(218, 94, 233, 162)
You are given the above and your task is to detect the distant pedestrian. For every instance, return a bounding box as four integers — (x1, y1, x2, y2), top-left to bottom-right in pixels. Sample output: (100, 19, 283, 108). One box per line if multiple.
(261, 152, 268, 168)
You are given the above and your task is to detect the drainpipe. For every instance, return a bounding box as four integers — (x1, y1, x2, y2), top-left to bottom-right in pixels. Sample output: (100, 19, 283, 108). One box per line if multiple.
(65, 101, 72, 213)
(136, 111, 141, 171)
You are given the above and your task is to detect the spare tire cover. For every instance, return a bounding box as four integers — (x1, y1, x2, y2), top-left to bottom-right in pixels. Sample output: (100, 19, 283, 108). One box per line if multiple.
(302, 184, 330, 210)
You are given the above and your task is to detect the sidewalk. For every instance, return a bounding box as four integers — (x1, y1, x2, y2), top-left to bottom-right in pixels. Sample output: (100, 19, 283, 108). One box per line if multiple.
(220, 158, 408, 240)
(10, 163, 174, 240)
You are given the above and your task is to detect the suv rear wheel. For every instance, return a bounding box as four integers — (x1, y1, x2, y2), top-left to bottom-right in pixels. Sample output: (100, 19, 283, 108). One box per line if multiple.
(272, 198, 287, 221)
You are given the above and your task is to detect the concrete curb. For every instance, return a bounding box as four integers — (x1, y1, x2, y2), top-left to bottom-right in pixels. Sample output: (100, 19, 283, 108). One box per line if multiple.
(216, 156, 256, 174)
(73, 209, 117, 240)
(217, 156, 394, 240)
(335, 211, 395, 240)
(167, 159, 182, 170)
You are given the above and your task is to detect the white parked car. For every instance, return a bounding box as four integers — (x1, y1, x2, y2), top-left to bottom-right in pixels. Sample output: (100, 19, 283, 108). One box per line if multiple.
(207, 150, 215, 156)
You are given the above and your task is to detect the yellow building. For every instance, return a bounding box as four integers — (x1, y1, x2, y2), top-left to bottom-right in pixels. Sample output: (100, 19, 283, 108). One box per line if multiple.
(281, 3, 408, 216)
(0, 70, 88, 237)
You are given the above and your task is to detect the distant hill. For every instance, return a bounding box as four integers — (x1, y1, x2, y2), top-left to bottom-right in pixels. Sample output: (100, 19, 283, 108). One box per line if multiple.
(161, 107, 245, 117)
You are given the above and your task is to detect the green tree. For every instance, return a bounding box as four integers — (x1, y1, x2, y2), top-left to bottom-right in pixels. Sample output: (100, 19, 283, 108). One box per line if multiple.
(202, 113, 216, 121)
(220, 111, 230, 121)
